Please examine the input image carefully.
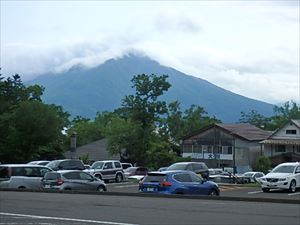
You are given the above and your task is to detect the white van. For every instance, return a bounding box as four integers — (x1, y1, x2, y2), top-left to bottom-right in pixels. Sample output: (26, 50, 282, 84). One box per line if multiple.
(0, 164, 52, 190)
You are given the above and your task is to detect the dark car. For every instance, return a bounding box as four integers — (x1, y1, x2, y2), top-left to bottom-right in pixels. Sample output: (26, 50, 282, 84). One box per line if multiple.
(46, 159, 85, 171)
(139, 171, 219, 196)
(167, 162, 209, 179)
(124, 167, 148, 178)
(42, 170, 106, 191)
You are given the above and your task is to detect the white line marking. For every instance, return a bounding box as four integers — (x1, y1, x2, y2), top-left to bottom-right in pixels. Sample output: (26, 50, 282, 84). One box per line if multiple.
(248, 191, 263, 194)
(0, 212, 139, 225)
(288, 192, 300, 196)
(113, 184, 138, 189)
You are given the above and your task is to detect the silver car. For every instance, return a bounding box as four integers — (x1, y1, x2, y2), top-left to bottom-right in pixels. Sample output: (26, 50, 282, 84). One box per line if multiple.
(0, 164, 52, 190)
(42, 170, 107, 192)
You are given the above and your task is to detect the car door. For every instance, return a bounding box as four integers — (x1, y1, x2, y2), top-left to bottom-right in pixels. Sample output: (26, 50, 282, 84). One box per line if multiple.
(188, 173, 209, 195)
(78, 172, 98, 190)
(102, 162, 114, 180)
(63, 172, 85, 190)
(173, 173, 201, 194)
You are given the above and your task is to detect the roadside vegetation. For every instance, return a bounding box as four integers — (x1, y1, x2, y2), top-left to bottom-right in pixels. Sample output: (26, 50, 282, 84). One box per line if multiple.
(1, 72, 299, 167)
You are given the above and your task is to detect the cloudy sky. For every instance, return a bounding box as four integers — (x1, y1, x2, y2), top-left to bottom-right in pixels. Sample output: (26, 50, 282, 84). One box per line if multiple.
(1, 1, 299, 104)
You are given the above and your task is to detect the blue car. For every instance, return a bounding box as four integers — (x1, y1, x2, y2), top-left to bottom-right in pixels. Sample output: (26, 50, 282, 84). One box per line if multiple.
(139, 170, 220, 196)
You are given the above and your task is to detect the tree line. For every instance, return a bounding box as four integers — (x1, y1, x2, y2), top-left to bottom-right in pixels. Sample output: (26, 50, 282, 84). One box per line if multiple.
(1, 72, 299, 167)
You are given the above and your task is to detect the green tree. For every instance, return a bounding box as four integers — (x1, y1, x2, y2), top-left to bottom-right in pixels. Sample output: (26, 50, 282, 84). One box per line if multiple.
(239, 110, 271, 129)
(0, 74, 70, 163)
(106, 74, 171, 165)
(255, 156, 272, 174)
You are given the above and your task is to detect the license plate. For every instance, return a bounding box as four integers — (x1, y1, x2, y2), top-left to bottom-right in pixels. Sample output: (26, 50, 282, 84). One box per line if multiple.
(146, 187, 155, 192)
(44, 185, 51, 188)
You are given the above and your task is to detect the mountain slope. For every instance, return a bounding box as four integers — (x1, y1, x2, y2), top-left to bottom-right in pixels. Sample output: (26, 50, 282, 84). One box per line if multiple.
(29, 54, 274, 122)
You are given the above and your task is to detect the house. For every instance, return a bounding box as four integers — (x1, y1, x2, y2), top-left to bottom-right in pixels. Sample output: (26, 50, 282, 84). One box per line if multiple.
(260, 119, 300, 166)
(181, 123, 271, 173)
(64, 138, 120, 163)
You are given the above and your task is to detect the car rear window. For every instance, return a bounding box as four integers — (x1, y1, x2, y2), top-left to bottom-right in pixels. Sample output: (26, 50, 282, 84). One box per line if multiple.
(44, 172, 60, 180)
(143, 173, 167, 182)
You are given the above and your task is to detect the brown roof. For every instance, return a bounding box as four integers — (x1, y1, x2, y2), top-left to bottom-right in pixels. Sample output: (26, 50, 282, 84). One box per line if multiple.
(216, 123, 272, 141)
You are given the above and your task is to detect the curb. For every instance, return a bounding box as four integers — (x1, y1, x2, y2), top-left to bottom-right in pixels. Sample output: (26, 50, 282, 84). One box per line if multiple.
(1, 188, 299, 205)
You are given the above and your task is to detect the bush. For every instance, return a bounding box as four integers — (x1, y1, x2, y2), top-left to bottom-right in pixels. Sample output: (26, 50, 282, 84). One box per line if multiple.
(255, 156, 271, 174)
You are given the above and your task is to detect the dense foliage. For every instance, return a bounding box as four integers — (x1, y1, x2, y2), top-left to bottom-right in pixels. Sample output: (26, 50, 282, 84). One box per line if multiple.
(240, 101, 300, 130)
(0, 74, 70, 163)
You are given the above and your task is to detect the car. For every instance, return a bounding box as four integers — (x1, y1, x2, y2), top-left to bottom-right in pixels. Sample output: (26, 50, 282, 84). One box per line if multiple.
(46, 159, 85, 171)
(124, 167, 148, 179)
(85, 160, 124, 183)
(27, 160, 50, 166)
(239, 172, 265, 183)
(139, 170, 220, 196)
(259, 162, 300, 193)
(121, 163, 133, 170)
(42, 170, 106, 192)
(166, 162, 209, 179)
(158, 167, 168, 172)
(0, 164, 52, 189)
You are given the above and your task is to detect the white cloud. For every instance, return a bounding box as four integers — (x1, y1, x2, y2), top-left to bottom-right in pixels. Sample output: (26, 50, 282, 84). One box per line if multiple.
(0, 1, 299, 104)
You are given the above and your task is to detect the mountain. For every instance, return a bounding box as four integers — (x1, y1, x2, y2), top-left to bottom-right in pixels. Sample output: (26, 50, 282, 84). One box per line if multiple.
(28, 54, 274, 122)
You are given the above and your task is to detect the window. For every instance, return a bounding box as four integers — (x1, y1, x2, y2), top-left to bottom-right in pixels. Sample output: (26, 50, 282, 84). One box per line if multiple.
(63, 172, 80, 179)
(79, 172, 93, 180)
(190, 173, 202, 182)
(286, 130, 297, 135)
(114, 162, 121, 169)
(275, 145, 286, 153)
(173, 173, 192, 182)
(103, 162, 113, 170)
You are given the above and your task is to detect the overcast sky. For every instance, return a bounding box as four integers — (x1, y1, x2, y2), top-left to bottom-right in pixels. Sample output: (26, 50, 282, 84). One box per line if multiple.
(1, 1, 299, 104)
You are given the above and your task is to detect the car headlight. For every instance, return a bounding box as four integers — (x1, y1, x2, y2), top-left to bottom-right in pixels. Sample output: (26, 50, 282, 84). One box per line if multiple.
(278, 178, 286, 181)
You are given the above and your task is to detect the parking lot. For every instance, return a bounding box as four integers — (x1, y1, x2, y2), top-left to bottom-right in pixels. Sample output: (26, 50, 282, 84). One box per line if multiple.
(105, 181, 300, 201)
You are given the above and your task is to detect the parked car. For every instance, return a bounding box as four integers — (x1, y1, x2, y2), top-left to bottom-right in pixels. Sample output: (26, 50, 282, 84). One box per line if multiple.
(42, 170, 106, 191)
(238, 172, 265, 183)
(46, 159, 85, 171)
(139, 170, 220, 196)
(167, 162, 209, 179)
(121, 163, 133, 170)
(124, 167, 148, 179)
(27, 160, 50, 166)
(259, 162, 300, 193)
(158, 167, 168, 172)
(0, 164, 52, 189)
(85, 160, 124, 183)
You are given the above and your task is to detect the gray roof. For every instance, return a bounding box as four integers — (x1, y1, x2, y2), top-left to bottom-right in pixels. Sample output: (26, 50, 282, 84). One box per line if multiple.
(64, 139, 119, 162)
(216, 123, 272, 141)
(291, 119, 300, 129)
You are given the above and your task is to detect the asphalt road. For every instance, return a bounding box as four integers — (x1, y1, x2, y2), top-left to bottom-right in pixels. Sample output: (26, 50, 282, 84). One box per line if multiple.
(0, 191, 299, 225)
(106, 181, 300, 200)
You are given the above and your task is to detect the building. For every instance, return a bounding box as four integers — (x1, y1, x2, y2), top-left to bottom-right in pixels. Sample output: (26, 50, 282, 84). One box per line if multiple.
(181, 123, 271, 173)
(64, 138, 120, 163)
(260, 119, 300, 166)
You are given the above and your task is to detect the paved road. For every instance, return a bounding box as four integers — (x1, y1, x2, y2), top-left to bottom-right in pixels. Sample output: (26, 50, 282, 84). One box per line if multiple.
(0, 191, 299, 225)
(106, 182, 300, 200)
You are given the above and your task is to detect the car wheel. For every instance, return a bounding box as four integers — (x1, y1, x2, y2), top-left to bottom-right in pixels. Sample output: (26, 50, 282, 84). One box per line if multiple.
(209, 189, 219, 196)
(115, 174, 123, 183)
(289, 180, 296, 193)
(95, 174, 102, 180)
(97, 185, 106, 192)
(262, 188, 270, 192)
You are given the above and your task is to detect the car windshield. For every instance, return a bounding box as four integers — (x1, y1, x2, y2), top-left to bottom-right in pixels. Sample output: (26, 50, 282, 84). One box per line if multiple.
(46, 161, 60, 169)
(168, 164, 187, 170)
(272, 165, 295, 173)
(91, 162, 104, 169)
